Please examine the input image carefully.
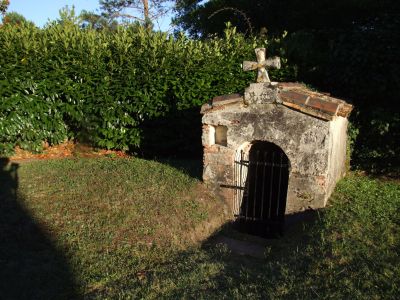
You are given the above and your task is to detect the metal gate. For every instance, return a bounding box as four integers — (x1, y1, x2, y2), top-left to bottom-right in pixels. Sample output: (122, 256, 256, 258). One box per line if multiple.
(231, 143, 289, 237)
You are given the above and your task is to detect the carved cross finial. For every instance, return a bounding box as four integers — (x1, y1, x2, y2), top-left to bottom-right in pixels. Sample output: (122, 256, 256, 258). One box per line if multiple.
(243, 48, 281, 83)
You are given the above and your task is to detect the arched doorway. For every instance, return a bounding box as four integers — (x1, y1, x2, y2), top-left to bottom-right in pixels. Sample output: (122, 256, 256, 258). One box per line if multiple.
(234, 141, 290, 237)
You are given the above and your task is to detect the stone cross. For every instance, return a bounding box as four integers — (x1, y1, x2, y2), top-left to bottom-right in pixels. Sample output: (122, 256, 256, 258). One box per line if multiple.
(243, 48, 281, 83)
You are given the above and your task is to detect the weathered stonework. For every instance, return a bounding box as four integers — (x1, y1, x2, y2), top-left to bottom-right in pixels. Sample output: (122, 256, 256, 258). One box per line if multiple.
(201, 82, 353, 215)
(244, 82, 280, 105)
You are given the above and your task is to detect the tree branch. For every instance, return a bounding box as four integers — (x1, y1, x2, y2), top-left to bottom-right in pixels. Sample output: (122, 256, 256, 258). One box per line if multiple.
(208, 6, 253, 36)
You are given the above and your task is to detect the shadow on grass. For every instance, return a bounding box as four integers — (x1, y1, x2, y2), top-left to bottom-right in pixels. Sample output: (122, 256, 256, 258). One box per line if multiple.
(152, 174, 400, 298)
(156, 159, 203, 180)
(150, 209, 325, 298)
(208, 208, 321, 250)
(0, 158, 79, 299)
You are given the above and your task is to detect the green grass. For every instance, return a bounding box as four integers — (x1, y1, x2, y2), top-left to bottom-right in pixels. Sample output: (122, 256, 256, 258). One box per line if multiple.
(0, 158, 399, 299)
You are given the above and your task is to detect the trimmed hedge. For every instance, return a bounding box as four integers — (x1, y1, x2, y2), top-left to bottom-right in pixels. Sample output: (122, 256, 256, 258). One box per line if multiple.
(0, 22, 293, 156)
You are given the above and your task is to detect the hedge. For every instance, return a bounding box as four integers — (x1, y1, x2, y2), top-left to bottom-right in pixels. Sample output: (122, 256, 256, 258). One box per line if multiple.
(0, 22, 294, 156)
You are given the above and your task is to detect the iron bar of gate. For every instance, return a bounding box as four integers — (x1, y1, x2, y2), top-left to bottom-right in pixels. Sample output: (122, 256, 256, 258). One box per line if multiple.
(228, 149, 289, 222)
(267, 152, 275, 218)
(244, 150, 250, 220)
(233, 151, 237, 215)
(260, 151, 267, 219)
(236, 161, 287, 167)
(234, 153, 241, 214)
(236, 151, 240, 214)
(253, 150, 260, 218)
(241, 150, 246, 219)
(238, 155, 287, 167)
(220, 184, 246, 190)
(235, 151, 241, 214)
(235, 150, 240, 216)
(276, 153, 284, 216)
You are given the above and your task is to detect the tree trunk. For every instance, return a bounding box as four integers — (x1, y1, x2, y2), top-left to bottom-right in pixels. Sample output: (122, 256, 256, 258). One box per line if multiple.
(142, 0, 152, 29)
(142, 0, 149, 20)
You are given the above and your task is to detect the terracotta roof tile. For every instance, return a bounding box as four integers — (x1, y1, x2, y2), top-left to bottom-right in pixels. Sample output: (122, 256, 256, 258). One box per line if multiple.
(278, 83, 353, 120)
(280, 90, 308, 105)
(307, 97, 339, 115)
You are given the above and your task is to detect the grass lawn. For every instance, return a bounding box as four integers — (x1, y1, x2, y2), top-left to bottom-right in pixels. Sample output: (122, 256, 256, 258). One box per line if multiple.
(0, 157, 399, 299)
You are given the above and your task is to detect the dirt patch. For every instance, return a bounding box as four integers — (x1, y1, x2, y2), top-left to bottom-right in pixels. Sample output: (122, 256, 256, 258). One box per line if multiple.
(8, 141, 130, 162)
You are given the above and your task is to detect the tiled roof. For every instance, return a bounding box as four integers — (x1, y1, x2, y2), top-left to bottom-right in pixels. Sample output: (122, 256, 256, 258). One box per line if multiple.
(201, 83, 353, 121)
(200, 94, 242, 114)
(278, 83, 353, 120)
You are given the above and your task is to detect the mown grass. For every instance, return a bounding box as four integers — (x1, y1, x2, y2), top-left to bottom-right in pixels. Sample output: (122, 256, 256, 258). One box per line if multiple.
(0, 158, 399, 299)
(0, 158, 227, 299)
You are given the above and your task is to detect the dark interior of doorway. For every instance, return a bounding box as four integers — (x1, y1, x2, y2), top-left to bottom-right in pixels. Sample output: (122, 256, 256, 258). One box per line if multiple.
(235, 141, 290, 238)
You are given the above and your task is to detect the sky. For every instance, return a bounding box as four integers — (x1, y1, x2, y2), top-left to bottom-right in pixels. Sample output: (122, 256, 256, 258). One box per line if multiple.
(7, 0, 174, 31)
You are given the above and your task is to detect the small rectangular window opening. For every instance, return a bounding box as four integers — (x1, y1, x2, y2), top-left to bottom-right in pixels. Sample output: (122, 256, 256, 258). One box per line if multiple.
(215, 125, 228, 146)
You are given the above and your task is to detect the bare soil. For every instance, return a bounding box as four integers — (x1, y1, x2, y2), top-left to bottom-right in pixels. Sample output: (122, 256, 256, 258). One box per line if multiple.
(8, 141, 130, 163)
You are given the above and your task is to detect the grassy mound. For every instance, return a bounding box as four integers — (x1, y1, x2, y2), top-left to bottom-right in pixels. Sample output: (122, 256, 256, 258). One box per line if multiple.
(0, 158, 228, 298)
(1, 158, 399, 298)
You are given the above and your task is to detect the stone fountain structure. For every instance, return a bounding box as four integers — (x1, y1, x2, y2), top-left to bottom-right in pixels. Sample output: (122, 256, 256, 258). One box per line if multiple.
(201, 48, 353, 234)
